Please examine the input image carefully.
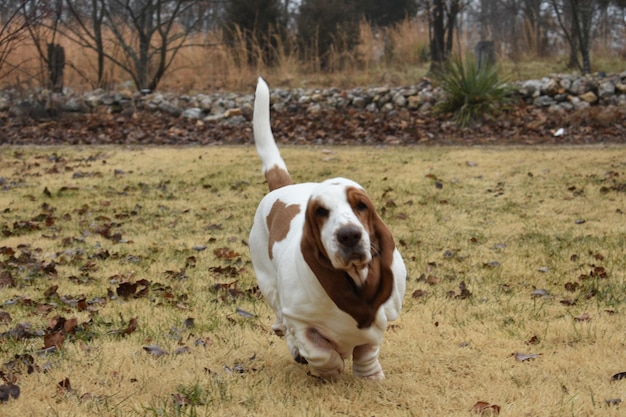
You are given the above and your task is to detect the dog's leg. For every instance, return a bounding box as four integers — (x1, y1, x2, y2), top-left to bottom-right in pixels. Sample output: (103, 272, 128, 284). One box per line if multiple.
(289, 327, 344, 380)
(352, 344, 384, 380)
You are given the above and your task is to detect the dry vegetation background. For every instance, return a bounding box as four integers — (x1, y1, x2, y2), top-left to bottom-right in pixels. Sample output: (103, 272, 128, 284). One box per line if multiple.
(4, 19, 625, 94)
(0, 145, 625, 416)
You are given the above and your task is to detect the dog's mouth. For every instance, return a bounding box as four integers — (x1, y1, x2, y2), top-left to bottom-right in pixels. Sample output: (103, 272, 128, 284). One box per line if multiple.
(345, 262, 368, 287)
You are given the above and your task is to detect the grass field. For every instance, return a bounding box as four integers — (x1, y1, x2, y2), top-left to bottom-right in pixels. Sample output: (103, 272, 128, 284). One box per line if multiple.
(0, 145, 625, 416)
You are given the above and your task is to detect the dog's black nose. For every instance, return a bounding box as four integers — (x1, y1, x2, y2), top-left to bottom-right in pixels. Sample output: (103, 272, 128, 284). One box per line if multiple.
(337, 225, 362, 248)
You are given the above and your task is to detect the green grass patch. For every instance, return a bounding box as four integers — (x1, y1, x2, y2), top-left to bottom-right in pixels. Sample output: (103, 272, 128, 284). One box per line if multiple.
(0, 145, 625, 416)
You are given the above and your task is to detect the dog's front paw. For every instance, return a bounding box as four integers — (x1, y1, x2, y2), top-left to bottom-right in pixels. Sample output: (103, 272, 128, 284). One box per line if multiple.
(271, 322, 286, 337)
(308, 368, 342, 382)
(292, 347, 308, 364)
(362, 370, 385, 381)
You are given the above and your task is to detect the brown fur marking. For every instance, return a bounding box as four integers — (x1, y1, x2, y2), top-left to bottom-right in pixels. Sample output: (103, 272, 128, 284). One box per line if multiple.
(266, 199, 301, 260)
(265, 165, 293, 192)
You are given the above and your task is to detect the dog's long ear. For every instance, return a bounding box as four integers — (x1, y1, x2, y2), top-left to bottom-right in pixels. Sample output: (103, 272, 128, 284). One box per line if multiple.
(301, 198, 374, 328)
(360, 206, 395, 321)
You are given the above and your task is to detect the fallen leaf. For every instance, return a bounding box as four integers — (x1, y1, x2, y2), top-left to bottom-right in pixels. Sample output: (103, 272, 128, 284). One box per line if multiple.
(57, 377, 74, 394)
(411, 289, 429, 299)
(194, 337, 212, 347)
(208, 265, 241, 277)
(44, 332, 65, 349)
(143, 345, 168, 357)
(0, 271, 15, 288)
(426, 275, 440, 285)
(574, 312, 591, 322)
(0, 384, 20, 402)
(514, 352, 541, 362)
(235, 307, 255, 318)
(116, 282, 138, 298)
(526, 335, 540, 345)
(213, 247, 240, 260)
(456, 281, 472, 299)
(173, 346, 191, 355)
(0, 311, 12, 323)
(124, 317, 138, 335)
(472, 401, 501, 415)
(172, 392, 191, 406)
(63, 317, 78, 334)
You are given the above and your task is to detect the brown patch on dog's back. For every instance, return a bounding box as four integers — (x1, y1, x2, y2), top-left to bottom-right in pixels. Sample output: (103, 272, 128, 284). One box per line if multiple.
(266, 199, 300, 260)
(265, 165, 293, 191)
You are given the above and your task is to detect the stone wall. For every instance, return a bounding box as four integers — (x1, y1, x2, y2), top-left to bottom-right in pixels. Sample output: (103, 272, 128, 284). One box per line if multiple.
(2, 71, 626, 125)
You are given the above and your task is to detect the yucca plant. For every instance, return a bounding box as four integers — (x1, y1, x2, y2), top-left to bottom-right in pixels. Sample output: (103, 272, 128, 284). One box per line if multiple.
(434, 55, 513, 127)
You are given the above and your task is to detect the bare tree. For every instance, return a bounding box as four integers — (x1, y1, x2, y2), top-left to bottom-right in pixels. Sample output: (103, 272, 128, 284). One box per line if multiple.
(62, 0, 107, 88)
(101, 0, 215, 91)
(551, 0, 594, 73)
(421, 0, 464, 72)
(21, 0, 64, 91)
(56, 0, 213, 91)
(0, 0, 31, 79)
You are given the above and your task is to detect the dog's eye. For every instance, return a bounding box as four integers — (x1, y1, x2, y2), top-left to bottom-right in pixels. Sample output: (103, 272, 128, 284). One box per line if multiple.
(355, 202, 368, 212)
(316, 206, 329, 218)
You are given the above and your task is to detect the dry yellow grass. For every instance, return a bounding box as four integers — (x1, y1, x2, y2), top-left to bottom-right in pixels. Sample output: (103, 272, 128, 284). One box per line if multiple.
(0, 145, 625, 416)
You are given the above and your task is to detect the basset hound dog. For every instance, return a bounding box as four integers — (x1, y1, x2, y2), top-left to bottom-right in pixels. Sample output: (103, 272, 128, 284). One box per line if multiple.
(249, 78, 406, 381)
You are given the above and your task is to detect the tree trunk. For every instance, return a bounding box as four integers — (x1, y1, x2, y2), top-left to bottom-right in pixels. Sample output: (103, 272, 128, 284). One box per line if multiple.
(429, 0, 446, 72)
(47, 43, 65, 93)
(445, 0, 460, 55)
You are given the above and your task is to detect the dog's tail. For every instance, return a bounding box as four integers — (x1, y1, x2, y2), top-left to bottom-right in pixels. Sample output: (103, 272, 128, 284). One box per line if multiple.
(253, 77, 293, 192)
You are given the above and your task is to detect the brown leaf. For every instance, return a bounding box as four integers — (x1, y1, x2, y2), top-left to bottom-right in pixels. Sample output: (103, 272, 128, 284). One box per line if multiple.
(116, 282, 138, 298)
(0, 384, 20, 402)
(44, 285, 59, 297)
(525, 335, 540, 345)
(426, 275, 440, 285)
(411, 289, 429, 299)
(208, 265, 240, 277)
(213, 247, 240, 260)
(57, 377, 73, 394)
(472, 401, 501, 415)
(172, 392, 190, 406)
(63, 318, 78, 334)
(574, 312, 591, 322)
(456, 281, 472, 299)
(0, 311, 12, 323)
(123, 317, 138, 336)
(44, 332, 65, 349)
(0, 271, 15, 288)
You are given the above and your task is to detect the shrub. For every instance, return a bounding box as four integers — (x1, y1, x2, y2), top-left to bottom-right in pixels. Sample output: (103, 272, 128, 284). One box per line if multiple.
(434, 55, 513, 127)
